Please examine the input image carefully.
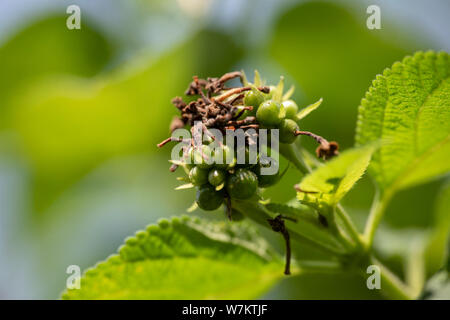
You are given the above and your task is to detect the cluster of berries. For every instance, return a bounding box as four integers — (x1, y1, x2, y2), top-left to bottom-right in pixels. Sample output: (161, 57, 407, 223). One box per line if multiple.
(240, 74, 339, 158)
(158, 71, 338, 219)
(185, 142, 281, 215)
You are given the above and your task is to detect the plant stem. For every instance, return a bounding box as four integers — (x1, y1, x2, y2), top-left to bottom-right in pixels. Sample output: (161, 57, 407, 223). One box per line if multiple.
(369, 256, 414, 300)
(287, 143, 363, 249)
(336, 204, 364, 248)
(280, 144, 417, 299)
(363, 189, 393, 249)
(405, 239, 426, 298)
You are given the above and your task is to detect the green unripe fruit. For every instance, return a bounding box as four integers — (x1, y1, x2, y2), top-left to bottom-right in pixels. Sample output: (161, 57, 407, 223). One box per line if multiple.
(279, 119, 299, 144)
(253, 157, 280, 188)
(189, 166, 209, 186)
(244, 90, 265, 116)
(196, 185, 223, 211)
(256, 100, 283, 128)
(192, 145, 213, 169)
(208, 169, 226, 186)
(226, 168, 258, 199)
(282, 100, 299, 119)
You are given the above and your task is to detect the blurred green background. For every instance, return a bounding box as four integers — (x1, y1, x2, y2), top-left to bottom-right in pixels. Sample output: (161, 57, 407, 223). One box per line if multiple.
(0, 0, 448, 299)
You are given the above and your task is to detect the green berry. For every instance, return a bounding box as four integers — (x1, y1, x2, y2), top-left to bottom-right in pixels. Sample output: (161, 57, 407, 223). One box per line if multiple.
(226, 168, 258, 199)
(256, 100, 283, 128)
(282, 100, 298, 119)
(279, 119, 299, 144)
(189, 166, 209, 186)
(208, 169, 226, 186)
(196, 185, 223, 211)
(253, 157, 279, 188)
(244, 89, 265, 116)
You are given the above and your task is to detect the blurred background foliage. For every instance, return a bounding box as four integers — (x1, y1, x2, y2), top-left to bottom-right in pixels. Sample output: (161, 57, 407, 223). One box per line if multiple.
(0, 0, 448, 299)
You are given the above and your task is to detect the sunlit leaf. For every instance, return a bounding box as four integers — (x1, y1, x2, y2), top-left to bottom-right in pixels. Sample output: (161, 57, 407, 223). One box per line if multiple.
(175, 183, 194, 190)
(296, 98, 323, 120)
(62, 216, 282, 299)
(254, 70, 262, 87)
(296, 145, 375, 206)
(272, 76, 284, 102)
(356, 51, 450, 192)
(282, 85, 295, 101)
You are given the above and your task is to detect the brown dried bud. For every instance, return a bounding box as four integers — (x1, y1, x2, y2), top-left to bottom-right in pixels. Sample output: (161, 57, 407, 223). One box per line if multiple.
(316, 141, 339, 160)
(171, 97, 186, 110)
(185, 76, 208, 96)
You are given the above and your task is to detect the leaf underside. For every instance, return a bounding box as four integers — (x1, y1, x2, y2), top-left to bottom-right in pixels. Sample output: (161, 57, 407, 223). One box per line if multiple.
(62, 216, 282, 300)
(355, 51, 450, 192)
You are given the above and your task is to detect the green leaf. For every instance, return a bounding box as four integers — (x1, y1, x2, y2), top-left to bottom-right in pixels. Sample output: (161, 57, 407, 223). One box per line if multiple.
(296, 98, 323, 120)
(62, 216, 283, 300)
(272, 76, 284, 102)
(175, 183, 194, 190)
(264, 202, 345, 253)
(240, 69, 249, 86)
(423, 181, 450, 277)
(282, 85, 295, 101)
(233, 199, 347, 256)
(296, 145, 375, 206)
(356, 51, 450, 192)
(265, 202, 319, 225)
(253, 70, 262, 87)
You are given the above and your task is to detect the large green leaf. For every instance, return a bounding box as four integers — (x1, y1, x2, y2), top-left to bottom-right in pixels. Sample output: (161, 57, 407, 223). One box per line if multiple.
(296, 146, 375, 206)
(355, 51, 450, 193)
(62, 216, 283, 299)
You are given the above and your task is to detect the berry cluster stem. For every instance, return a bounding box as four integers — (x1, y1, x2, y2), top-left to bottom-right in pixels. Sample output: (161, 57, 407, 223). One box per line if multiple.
(283, 143, 416, 300)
